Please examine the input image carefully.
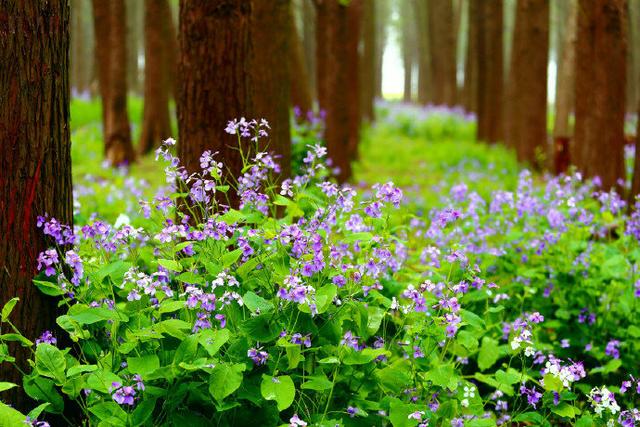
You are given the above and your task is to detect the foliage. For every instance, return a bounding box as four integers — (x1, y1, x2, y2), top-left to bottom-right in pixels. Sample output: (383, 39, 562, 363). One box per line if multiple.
(3, 103, 640, 426)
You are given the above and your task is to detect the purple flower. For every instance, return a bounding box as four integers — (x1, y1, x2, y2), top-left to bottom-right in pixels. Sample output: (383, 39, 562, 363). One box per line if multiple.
(606, 339, 621, 359)
(520, 384, 542, 408)
(111, 383, 136, 406)
(248, 347, 269, 365)
(341, 331, 360, 350)
(35, 331, 57, 346)
(346, 406, 358, 418)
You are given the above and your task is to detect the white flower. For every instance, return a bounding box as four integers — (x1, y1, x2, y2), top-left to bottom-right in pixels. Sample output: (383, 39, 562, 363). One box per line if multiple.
(524, 346, 535, 357)
(460, 398, 469, 408)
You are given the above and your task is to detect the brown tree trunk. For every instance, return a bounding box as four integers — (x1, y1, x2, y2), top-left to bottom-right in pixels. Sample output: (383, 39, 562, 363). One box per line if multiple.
(626, 0, 639, 114)
(476, 0, 504, 143)
(631, 97, 640, 200)
(0, 0, 73, 411)
(414, 0, 432, 105)
(504, 0, 549, 167)
(252, 0, 292, 179)
(92, 0, 111, 139)
(575, 0, 627, 190)
(553, 0, 577, 139)
(427, 0, 457, 106)
(302, 0, 317, 104)
(347, 0, 362, 159)
(463, 0, 479, 112)
(400, 0, 416, 102)
(360, 0, 376, 121)
(316, 0, 358, 182)
(105, 0, 135, 165)
(126, 0, 141, 95)
(139, 0, 172, 155)
(374, 0, 387, 99)
(290, 3, 313, 114)
(178, 0, 254, 208)
(71, 0, 87, 94)
(162, 0, 178, 101)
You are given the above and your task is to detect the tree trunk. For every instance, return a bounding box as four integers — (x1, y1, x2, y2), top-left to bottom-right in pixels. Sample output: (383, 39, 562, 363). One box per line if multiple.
(476, 0, 504, 143)
(316, 0, 357, 182)
(626, 0, 640, 115)
(360, 0, 376, 121)
(504, 0, 549, 167)
(178, 0, 254, 208)
(553, 0, 577, 139)
(374, 0, 388, 99)
(414, 0, 432, 105)
(631, 97, 640, 200)
(302, 0, 317, 104)
(126, 0, 141, 95)
(139, 0, 172, 155)
(427, 0, 457, 106)
(0, 0, 73, 411)
(105, 0, 135, 165)
(252, 0, 292, 179)
(162, 0, 178, 101)
(575, 0, 627, 190)
(71, 0, 87, 94)
(400, 0, 416, 102)
(92, 0, 111, 141)
(347, 0, 362, 159)
(290, 3, 313, 114)
(463, 0, 479, 112)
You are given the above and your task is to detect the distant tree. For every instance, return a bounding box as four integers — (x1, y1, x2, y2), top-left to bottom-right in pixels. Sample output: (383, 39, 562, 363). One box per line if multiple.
(575, 0, 627, 190)
(414, 0, 432, 105)
(374, 0, 388, 99)
(177, 0, 254, 208)
(316, 0, 361, 182)
(347, 0, 363, 159)
(631, 97, 640, 200)
(139, 0, 172, 155)
(626, 0, 640, 114)
(290, 2, 313, 114)
(400, 0, 416, 102)
(252, 0, 292, 179)
(476, 0, 504, 143)
(302, 0, 317, 102)
(427, 0, 457, 106)
(92, 0, 112, 142)
(162, 0, 178, 100)
(71, 0, 88, 94)
(504, 0, 549, 167)
(360, 0, 376, 121)
(0, 0, 73, 410)
(126, 0, 142, 95)
(463, 0, 479, 112)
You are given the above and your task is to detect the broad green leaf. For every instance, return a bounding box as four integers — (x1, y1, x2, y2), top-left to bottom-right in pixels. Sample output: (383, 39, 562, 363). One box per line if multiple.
(1, 298, 19, 321)
(590, 358, 622, 375)
(300, 374, 333, 391)
(27, 403, 50, 420)
(243, 291, 275, 313)
(389, 399, 423, 427)
(0, 402, 28, 425)
(551, 402, 579, 419)
(86, 369, 122, 393)
(375, 361, 412, 394)
(208, 363, 245, 401)
(478, 337, 500, 371)
(173, 335, 199, 366)
(175, 271, 204, 284)
(542, 374, 564, 392)
(0, 333, 33, 347)
(198, 328, 230, 356)
(157, 258, 182, 272)
(424, 364, 458, 390)
(261, 375, 295, 411)
(23, 376, 64, 413)
(128, 355, 160, 378)
(35, 343, 66, 384)
(222, 249, 242, 268)
(67, 364, 97, 377)
(343, 348, 388, 365)
(89, 402, 128, 423)
(33, 280, 65, 296)
(0, 382, 17, 392)
(154, 318, 191, 339)
(132, 397, 157, 425)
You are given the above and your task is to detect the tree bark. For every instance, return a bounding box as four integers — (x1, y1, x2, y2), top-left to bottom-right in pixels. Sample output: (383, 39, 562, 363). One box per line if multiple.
(374, 0, 388, 99)
(427, 0, 457, 106)
(476, 0, 504, 143)
(252, 0, 292, 179)
(92, 0, 111, 141)
(360, 0, 376, 121)
(400, 0, 416, 102)
(414, 0, 432, 105)
(178, 0, 254, 208)
(575, 0, 627, 190)
(139, 0, 172, 155)
(463, 0, 479, 112)
(302, 0, 317, 104)
(626, 0, 640, 114)
(0, 0, 73, 410)
(290, 3, 313, 114)
(71, 0, 87, 94)
(504, 0, 549, 167)
(347, 0, 362, 159)
(126, 0, 141, 95)
(316, 0, 358, 182)
(553, 0, 577, 139)
(631, 97, 640, 200)
(105, 0, 135, 165)
(162, 0, 178, 101)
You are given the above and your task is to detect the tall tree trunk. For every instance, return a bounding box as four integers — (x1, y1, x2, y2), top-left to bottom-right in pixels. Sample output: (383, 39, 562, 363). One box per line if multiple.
(178, 0, 254, 208)
(71, 0, 87, 94)
(575, 0, 627, 190)
(302, 0, 317, 104)
(631, 97, 640, 200)
(400, 0, 416, 102)
(374, 0, 388, 99)
(427, 0, 457, 106)
(626, 0, 640, 114)
(126, 0, 141, 95)
(252, 0, 292, 179)
(139, 0, 172, 155)
(0, 0, 73, 410)
(92, 0, 111, 141)
(476, 0, 504, 143)
(463, 0, 479, 112)
(105, 0, 135, 165)
(290, 3, 313, 114)
(162, 0, 178, 101)
(316, 0, 358, 182)
(414, 0, 432, 105)
(347, 0, 362, 159)
(553, 0, 577, 139)
(504, 0, 549, 167)
(360, 0, 376, 121)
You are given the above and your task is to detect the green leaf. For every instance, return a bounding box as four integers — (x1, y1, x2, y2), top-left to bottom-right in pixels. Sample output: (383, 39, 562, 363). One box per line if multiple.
(590, 358, 622, 375)
(513, 412, 544, 423)
(343, 348, 388, 365)
(261, 375, 295, 411)
(27, 403, 50, 420)
(286, 345, 304, 369)
(575, 415, 594, 427)
(243, 291, 275, 313)
(68, 304, 128, 324)
(0, 382, 17, 392)
(0, 333, 33, 347)
(208, 363, 245, 401)
(86, 369, 122, 393)
(343, 232, 374, 243)
(375, 361, 412, 394)
(0, 402, 28, 425)
(478, 337, 500, 371)
(89, 402, 128, 423)
(495, 368, 521, 386)
(175, 271, 204, 284)
(67, 364, 97, 377)
(154, 318, 191, 339)
(466, 419, 497, 427)
(159, 300, 186, 314)
(542, 374, 564, 392)
(424, 364, 458, 390)
(366, 306, 385, 335)
(551, 402, 579, 419)
(132, 398, 157, 426)
(1, 298, 19, 321)
(33, 280, 65, 296)
(173, 335, 198, 366)
(222, 249, 242, 268)
(301, 374, 333, 391)
(198, 328, 230, 356)
(128, 355, 160, 378)
(461, 310, 485, 330)
(23, 376, 64, 413)
(389, 399, 423, 427)
(35, 343, 66, 384)
(239, 314, 281, 342)
(157, 258, 182, 272)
